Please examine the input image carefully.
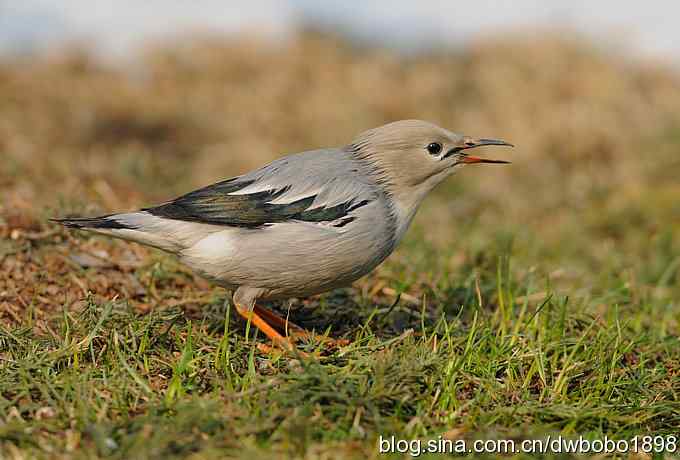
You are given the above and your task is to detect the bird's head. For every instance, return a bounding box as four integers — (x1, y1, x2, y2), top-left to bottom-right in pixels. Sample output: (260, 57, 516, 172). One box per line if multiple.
(349, 120, 513, 208)
(348, 120, 512, 225)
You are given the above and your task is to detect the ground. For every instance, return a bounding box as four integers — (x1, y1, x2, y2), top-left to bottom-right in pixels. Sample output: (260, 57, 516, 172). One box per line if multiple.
(1, 33, 679, 459)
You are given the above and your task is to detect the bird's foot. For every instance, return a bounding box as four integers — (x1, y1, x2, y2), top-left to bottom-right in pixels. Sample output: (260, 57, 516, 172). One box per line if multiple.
(239, 303, 348, 357)
(252, 304, 348, 349)
(256, 340, 311, 358)
(254, 331, 348, 357)
(288, 330, 350, 348)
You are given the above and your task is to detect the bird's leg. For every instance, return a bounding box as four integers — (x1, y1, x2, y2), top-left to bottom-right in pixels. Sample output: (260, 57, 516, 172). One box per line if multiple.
(233, 287, 347, 350)
(233, 287, 294, 351)
(234, 303, 295, 351)
(253, 304, 349, 347)
(252, 304, 306, 335)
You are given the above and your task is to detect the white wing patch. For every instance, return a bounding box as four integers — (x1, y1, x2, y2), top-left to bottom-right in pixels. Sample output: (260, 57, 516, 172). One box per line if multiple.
(226, 182, 274, 196)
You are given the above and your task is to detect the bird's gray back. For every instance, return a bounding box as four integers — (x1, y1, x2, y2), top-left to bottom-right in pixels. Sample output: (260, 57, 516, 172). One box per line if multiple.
(168, 148, 400, 298)
(145, 148, 381, 229)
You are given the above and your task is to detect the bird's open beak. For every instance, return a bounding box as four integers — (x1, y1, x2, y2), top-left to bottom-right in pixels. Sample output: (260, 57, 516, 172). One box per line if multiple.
(458, 137, 513, 164)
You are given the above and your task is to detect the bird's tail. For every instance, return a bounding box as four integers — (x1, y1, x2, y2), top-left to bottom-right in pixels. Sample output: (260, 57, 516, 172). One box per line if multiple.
(50, 215, 130, 230)
(52, 211, 208, 253)
(52, 212, 172, 250)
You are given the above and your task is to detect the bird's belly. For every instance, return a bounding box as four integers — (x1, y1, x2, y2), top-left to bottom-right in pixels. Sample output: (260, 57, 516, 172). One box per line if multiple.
(179, 220, 394, 298)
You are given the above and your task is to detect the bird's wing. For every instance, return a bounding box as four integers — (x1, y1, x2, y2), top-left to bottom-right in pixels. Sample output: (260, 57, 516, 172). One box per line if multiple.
(144, 149, 377, 228)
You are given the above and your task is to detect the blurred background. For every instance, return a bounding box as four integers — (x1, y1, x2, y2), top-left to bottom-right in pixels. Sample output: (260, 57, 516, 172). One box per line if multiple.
(1, 1, 679, 320)
(3, 1, 680, 59)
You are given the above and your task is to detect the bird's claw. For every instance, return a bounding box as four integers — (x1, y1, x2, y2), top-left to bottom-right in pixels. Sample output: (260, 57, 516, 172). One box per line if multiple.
(288, 331, 350, 348)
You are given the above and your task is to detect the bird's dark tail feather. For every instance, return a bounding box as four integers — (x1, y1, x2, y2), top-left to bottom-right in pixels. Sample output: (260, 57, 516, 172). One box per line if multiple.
(50, 215, 129, 230)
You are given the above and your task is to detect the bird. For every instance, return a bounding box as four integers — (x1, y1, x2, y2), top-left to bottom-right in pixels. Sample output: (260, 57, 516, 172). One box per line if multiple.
(54, 120, 512, 350)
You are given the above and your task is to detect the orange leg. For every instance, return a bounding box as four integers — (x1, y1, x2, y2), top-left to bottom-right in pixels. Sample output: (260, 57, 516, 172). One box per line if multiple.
(234, 304, 294, 351)
(253, 304, 305, 335)
(253, 304, 349, 347)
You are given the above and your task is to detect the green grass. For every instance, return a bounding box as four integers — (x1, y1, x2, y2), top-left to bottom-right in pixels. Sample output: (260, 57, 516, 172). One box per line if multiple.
(1, 225, 678, 459)
(2, 33, 680, 459)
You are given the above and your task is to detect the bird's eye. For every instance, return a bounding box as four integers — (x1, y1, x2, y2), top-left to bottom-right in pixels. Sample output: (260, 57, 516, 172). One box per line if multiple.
(426, 142, 442, 155)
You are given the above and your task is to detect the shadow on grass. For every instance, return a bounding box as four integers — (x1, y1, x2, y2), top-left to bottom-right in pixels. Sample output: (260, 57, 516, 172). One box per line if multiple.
(199, 287, 449, 342)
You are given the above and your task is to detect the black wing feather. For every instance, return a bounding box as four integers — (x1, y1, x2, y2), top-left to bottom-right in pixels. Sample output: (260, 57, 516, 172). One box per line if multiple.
(144, 178, 370, 228)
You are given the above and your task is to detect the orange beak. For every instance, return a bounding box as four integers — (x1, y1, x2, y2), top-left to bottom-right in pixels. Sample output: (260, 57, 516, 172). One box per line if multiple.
(461, 156, 511, 164)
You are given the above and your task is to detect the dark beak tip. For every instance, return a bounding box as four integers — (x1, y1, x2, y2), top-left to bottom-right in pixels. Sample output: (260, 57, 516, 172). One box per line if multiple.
(476, 139, 514, 148)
